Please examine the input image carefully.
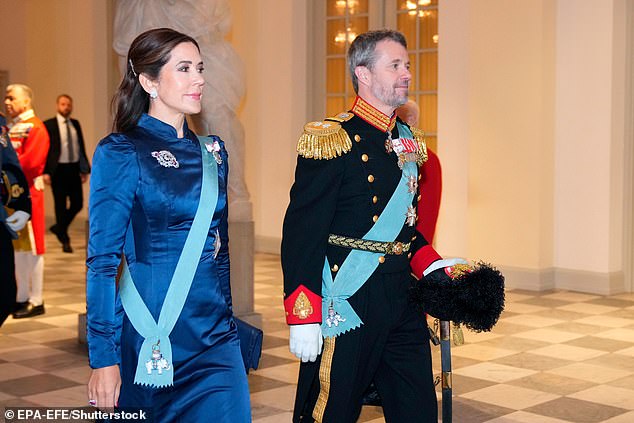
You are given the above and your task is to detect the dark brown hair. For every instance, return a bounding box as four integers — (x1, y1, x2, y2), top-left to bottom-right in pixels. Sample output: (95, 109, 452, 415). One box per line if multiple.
(111, 28, 200, 133)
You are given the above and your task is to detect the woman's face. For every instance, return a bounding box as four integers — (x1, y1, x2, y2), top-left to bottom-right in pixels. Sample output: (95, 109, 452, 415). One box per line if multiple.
(151, 42, 205, 118)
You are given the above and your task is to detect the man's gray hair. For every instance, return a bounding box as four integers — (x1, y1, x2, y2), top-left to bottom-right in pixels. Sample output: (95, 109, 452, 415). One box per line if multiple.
(7, 83, 34, 102)
(347, 29, 407, 93)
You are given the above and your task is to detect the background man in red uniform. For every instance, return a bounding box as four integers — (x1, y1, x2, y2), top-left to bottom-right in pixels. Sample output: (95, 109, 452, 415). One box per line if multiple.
(5, 84, 50, 318)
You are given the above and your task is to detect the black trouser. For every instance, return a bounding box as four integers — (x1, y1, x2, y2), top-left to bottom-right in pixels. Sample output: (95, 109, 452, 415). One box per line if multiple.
(51, 162, 83, 242)
(294, 272, 437, 423)
(0, 224, 17, 326)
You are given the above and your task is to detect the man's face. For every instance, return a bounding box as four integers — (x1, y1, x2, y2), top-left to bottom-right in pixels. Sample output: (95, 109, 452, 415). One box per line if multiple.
(57, 96, 73, 118)
(367, 40, 412, 111)
(4, 88, 29, 118)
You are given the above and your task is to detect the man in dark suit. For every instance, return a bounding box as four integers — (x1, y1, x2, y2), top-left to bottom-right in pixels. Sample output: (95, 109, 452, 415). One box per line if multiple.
(43, 94, 90, 253)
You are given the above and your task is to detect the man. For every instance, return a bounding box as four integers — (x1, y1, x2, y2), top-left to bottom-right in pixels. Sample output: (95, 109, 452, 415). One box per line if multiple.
(1, 115, 31, 326)
(5, 84, 50, 319)
(282, 30, 451, 422)
(396, 100, 442, 243)
(43, 94, 91, 253)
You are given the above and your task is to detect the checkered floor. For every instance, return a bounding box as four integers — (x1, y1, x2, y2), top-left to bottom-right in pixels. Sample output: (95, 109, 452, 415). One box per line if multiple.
(1, 223, 634, 422)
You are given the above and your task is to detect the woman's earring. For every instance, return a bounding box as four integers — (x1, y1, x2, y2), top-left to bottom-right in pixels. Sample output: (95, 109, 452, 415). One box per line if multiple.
(150, 89, 158, 100)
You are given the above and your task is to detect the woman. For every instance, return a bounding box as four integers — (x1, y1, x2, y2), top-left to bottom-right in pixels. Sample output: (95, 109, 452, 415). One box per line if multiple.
(86, 28, 251, 422)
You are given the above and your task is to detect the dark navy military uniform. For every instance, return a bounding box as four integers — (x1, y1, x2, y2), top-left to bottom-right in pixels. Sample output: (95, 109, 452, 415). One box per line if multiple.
(1, 118, 31, 326)
(282, 97, 439, 423)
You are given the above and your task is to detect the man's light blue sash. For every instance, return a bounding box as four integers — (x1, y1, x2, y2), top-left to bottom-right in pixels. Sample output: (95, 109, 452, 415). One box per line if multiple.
(119, 136, 218, 387)
(321, 123, 417, 338)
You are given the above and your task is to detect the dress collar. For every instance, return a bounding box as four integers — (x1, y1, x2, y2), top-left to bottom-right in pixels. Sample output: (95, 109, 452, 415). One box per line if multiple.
(351, 96, 396, 133)
(14, 109, 35, 123)
(137, 113, 192, 141)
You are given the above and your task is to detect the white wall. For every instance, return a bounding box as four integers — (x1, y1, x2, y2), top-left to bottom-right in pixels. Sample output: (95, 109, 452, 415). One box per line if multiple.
(439, 0, 631, 293)
(230, 0, 309, 253)
(0, 0, 114, 223)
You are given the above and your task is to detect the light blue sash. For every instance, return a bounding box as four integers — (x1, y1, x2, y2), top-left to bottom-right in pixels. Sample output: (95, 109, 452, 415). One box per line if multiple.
(119, 136, 218, 387)
(321, 123, 418, 338)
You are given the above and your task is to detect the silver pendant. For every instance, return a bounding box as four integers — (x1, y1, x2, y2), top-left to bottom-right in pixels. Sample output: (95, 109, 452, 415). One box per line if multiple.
(325, 302, 346, 328)
(145, 340, 171, 375)
(405, 205, 417, 227)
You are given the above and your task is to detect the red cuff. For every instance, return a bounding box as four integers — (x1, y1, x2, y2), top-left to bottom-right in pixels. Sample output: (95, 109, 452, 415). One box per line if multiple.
(410, 245, 442, 279)
(284, 284, 322, 324)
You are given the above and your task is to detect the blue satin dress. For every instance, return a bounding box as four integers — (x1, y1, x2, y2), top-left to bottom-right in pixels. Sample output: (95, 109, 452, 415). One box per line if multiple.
(86, 114, 251, 422)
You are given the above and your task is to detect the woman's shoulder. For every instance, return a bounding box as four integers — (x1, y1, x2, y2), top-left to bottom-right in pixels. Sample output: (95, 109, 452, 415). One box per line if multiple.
(96, 132, 138, 153)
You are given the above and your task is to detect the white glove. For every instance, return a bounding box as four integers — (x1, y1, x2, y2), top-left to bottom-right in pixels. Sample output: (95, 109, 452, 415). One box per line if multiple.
(289, 323, 323, 362)
(6, 210, 30, 232)
(423, 257, 468, 277)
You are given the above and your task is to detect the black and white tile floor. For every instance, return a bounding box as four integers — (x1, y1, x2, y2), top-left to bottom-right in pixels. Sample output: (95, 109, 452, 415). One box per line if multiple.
(1, 224, 634, 422)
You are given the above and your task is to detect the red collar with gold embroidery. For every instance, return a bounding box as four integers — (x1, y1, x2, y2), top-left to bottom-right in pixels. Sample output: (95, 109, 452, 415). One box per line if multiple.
(351, 97, 396, 133)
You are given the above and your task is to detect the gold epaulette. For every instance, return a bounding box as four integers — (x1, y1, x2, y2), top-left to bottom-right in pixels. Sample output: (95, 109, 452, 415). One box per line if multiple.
(297, 120, 352, 160)
(411, 126, 428, 164)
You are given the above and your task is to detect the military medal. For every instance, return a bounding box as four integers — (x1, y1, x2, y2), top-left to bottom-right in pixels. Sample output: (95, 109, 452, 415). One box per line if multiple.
(325, 301, 346, 328)
(405, 205, 417, 226)
(384, 138, 393, 154)
(406, 175, 418, 193)
(145, 340, 171, 375)
(0, 126, 8, 147)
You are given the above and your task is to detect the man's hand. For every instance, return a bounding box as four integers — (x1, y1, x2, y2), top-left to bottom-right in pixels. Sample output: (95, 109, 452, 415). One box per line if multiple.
(6, 210, 30, 232)
(289, 323, 323, 362)
(42, 174, 51, 185)
(80, 173, 88, 184)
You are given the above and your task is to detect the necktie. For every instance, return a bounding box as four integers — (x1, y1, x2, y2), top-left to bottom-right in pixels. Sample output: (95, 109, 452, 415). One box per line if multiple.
(66, 119, 75, 162)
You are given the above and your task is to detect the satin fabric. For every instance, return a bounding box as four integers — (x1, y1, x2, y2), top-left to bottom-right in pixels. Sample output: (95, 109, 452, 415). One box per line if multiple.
(86, 114, 250, 422)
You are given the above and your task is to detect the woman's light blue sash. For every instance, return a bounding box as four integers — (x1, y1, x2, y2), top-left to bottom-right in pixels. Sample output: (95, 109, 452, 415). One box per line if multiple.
(321, 123, 417, 338)
(119, 136, 218, 387)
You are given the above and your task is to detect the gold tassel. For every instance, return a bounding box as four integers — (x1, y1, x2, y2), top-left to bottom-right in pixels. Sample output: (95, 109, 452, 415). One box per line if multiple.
(452, 322, 465, 346)
(297, 121, 352, 160)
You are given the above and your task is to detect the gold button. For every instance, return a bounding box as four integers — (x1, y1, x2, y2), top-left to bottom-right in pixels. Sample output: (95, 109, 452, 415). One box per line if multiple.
(407, 252, 412, 259)
(368, 175, 375, 183)
(361, 154, 369, 162)
(417, 195, 421, 201)
(354, 134, 361, 142)
(378, 256, 385, 263)
(372, 196, 378, 204)
(373, 215, 379, 222)
(331, 264, 339, 272)
(411, 235, 417, 241)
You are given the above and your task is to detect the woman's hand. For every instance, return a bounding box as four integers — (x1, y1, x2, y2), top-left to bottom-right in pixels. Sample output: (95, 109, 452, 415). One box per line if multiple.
(87, 365, 121, 410)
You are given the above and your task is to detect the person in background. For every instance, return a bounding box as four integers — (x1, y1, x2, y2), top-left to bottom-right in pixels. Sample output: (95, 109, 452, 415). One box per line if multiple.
(1, 114, 31, 326)
(5, 84, 49, 319)
(43, 94, 91, 253)
(396, 99, 442, 243)
(86, 28, 251, 422)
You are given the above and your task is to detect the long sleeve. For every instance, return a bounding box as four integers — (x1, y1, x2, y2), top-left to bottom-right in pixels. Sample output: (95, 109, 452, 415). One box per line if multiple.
(281, 155, 345, 325)
(17, 124, 49, 184)
(86, 135, 138, 368)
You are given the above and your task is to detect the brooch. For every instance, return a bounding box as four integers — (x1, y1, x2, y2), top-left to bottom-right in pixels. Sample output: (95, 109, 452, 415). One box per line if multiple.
(205, 141, 223, 165)
(151, 150, 179, 168)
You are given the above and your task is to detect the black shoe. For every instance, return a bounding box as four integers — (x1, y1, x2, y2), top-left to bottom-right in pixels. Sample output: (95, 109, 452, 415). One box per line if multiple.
(13, 301, 28, 313)
(13, 302, 45, 319)
(62, 242, 73, 253)
(50, 224, 64, 244)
